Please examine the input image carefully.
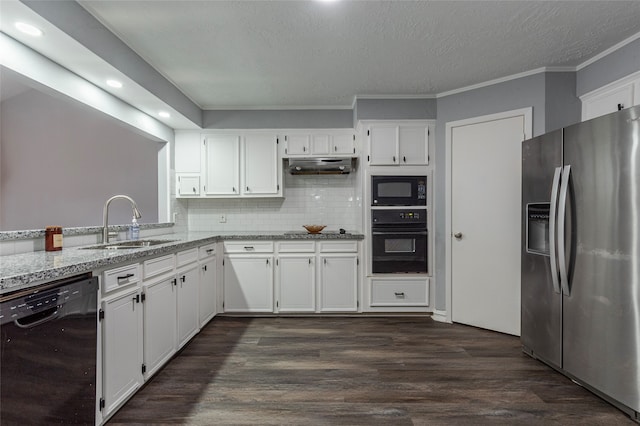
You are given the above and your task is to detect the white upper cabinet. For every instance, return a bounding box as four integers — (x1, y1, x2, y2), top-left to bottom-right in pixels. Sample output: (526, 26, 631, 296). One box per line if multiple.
(581, 74, 639, 121)
(204, 134, 241, 196)
(243, 134, 280, 196)
(367, 122, 430, 166)
(283, 131, 356, 157)
(174, 131, 201, 173)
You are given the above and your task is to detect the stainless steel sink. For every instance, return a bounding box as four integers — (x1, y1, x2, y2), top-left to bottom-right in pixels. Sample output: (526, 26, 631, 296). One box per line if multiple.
(81, 239, 177, 250)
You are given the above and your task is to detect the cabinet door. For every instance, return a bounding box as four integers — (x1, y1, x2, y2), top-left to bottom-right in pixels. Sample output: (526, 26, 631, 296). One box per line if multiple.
(199, 258, 217, 327)
(331, 133, 355, 155)
(204, 135, 240, 196)
(319, 254, 358, 312)
(369, 125, 399, 165)
(175, 132, 201, 173)
(143, 277, 177, 378)
(582, 83, 635, 121)
(176, 266, 200, 348)
(285, 135, 310, 155)
(398, 125, 429, 165)
(277, 255, 315, 312)
(177, 174, 200, 197)
(243, 134, 279, 195)
(102, 287, 143, 418)
(311, 134, 331, 155)
(223, 255, 274, 312)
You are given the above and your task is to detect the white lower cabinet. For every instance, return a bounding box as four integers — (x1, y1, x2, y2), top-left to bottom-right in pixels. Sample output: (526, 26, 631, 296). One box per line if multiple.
(319, 254, 359, 312)
(101, 285, 143, 419)
(142, 275, 177, 379)
(369, 277, 429, 307)
(199, 245, 217, 327)
(223, 255, 274, 312)
(277, 254, 316, 312)
(176, 265, 200, 348)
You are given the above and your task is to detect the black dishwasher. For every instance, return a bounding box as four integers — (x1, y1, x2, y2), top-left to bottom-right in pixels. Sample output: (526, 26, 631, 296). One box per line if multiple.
(0, 273, 98, 425)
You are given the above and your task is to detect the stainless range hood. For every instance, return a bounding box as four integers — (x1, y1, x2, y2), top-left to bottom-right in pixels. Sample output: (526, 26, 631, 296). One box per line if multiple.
(287, 158, 355, 175)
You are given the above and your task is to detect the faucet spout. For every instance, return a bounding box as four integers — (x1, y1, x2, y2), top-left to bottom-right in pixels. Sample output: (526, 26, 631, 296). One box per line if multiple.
(103, 195, 142, 243)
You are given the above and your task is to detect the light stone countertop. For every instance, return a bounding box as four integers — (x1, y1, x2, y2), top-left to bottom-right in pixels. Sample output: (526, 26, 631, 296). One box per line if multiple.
(0, 230, 363, 294)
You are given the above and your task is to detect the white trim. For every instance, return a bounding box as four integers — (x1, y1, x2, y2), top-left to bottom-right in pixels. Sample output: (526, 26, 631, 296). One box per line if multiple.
(576, 31, 640, 71)
(579, 69, 640, 100)
(355, 94, 437, 100)
(436, 67, 573, 99)
(431, 309, 449, 323)
(445, 108, 532, 325)
(202, 104, 354, 110)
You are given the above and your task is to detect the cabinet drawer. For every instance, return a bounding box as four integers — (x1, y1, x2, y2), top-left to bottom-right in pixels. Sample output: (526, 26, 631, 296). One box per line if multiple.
(143, 254, 175, 279)
(370, 279, 429, 306)
(224, 241, 274, 253)
(103, 263, 141, 293)
(277, 241, 315, 253)
(177, 248, 199, 267)
(199, 243, 217, 259)
(318, 241, 358, 253)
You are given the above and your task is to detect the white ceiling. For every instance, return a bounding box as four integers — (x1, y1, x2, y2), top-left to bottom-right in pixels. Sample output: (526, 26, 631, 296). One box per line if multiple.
(74, 0, 640, 109)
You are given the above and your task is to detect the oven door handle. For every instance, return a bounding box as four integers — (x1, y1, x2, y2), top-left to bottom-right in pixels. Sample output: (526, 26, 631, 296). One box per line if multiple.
(372, 231, 428, 236)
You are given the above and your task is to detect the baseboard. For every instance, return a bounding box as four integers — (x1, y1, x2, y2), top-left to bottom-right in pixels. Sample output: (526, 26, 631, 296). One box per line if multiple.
(431, 309, 450, 323)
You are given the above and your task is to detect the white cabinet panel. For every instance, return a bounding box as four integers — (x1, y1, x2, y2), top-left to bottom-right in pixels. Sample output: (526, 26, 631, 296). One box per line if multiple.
(277, 255, 315, 312)
(199, 258, 217, 326)
(370, 278, 429, 306)
(101, 287, 143, 418)
(368, 122, 430, 166)
(176, 174, 200, 197)
(175, 132, 201, 173)
(223, 255, 274, 312)
(286, 134, 310, 155)
(582, 82, 635, 121)
(176, 266, 200, 348)
(143, 276, 176, 378)
(319, 254, 358, 312)
(204, 134, 240, 196)
(243, 134, 279, 195)
(369, 125, 399, 165)
(399, 125, 429, 165)
(331, 133, 356, 155)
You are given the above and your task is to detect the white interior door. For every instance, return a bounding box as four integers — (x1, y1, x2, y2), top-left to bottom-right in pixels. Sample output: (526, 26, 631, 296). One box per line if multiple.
(448, 109, 530, 336)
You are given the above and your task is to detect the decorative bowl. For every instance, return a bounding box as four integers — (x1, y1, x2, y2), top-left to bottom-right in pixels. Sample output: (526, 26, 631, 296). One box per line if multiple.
(303, 225, 326, 234)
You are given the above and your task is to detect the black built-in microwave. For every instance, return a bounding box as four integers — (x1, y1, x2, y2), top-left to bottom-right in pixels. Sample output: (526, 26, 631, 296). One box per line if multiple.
(372, 175, 427, 206)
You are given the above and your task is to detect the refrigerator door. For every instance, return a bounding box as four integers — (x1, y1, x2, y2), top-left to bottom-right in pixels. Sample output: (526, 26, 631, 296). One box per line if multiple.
(562, 105, 640, 414)
(521, 129, 563, 369)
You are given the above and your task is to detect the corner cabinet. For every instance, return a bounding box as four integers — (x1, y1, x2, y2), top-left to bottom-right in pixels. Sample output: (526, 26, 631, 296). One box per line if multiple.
(366, 121, 432, 166)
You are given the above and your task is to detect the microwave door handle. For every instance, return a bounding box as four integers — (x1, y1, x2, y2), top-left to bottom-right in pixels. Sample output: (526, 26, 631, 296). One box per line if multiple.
(558, 165, 571, 296)
(549, 167, 562, 294)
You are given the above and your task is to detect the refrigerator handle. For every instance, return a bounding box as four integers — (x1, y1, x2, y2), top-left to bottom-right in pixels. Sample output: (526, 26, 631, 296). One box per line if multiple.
(549, 167, 562, 294)
(558, 165, 571, 296)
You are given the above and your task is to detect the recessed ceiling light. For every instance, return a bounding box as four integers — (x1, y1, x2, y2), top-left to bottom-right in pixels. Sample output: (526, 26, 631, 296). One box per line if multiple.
(106, 79, 123, 88)
(158, 111, 171, 118)
(15, 22, 43, 37)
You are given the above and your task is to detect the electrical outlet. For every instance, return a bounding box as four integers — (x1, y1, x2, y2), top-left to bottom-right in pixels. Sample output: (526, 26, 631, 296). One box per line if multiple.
(219, 214, 227, 223)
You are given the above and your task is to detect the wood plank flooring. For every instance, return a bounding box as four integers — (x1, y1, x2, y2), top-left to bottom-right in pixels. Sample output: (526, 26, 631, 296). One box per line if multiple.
(107, 317, 635, 425)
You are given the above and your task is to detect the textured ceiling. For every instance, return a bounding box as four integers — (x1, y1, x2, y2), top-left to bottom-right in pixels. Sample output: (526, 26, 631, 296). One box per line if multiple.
(59, 1, 640, 108)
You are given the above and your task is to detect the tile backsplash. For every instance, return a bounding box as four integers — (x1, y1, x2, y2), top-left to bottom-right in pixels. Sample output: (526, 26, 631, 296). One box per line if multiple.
(184, 172, 362, 232)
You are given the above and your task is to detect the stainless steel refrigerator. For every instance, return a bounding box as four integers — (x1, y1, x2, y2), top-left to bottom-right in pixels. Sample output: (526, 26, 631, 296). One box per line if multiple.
(522, 105, 640, 421)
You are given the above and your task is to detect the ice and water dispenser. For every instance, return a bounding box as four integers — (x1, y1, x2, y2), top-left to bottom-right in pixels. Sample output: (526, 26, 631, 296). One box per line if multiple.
(526, 203, 550, 255)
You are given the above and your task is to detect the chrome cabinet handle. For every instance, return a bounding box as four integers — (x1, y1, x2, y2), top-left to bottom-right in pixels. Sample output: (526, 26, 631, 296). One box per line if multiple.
(244, 246, 255, 251)
(454, 232, 462, 239)
(394, 292, 405, 297)
(117, 273, 134, 282)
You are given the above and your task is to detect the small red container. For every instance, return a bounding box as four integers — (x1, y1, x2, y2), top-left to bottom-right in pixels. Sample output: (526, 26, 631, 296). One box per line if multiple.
(45, 226, 63, 251)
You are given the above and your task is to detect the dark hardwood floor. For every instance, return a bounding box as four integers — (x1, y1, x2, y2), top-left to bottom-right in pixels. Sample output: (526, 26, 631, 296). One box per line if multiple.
(107, 316, 634, 425)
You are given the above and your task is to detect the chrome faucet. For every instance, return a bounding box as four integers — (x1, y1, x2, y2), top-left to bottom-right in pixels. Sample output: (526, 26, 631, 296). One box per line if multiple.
(103, 195, 142, 243)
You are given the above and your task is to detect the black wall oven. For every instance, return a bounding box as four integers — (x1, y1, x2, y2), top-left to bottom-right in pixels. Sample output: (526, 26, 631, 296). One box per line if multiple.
(372, 175, 426, 206)
(371, 209, 428, 274)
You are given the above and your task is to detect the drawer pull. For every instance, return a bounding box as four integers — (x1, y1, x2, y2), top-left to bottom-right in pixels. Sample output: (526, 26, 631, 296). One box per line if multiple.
(394, 292, 405, 297)
(117, 273, 134, 282)
(206, 249, 214, 254)
(244, 246, 255, 251)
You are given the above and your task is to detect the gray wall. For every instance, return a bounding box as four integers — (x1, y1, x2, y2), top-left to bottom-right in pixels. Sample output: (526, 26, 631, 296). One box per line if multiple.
(1, 89, 160, 230)
(577, 37, 640, 97)
(355, 98, 437, 121)
(202, 109, 354, 129)
(545, 72, 581, 132)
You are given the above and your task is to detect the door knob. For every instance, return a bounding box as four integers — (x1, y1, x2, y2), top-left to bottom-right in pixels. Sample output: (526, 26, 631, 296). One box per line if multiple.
(454, 232, 463, 239)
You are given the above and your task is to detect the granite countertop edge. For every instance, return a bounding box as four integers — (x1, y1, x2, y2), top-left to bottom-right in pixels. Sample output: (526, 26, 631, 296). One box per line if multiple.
(0, 231, 364, 293)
